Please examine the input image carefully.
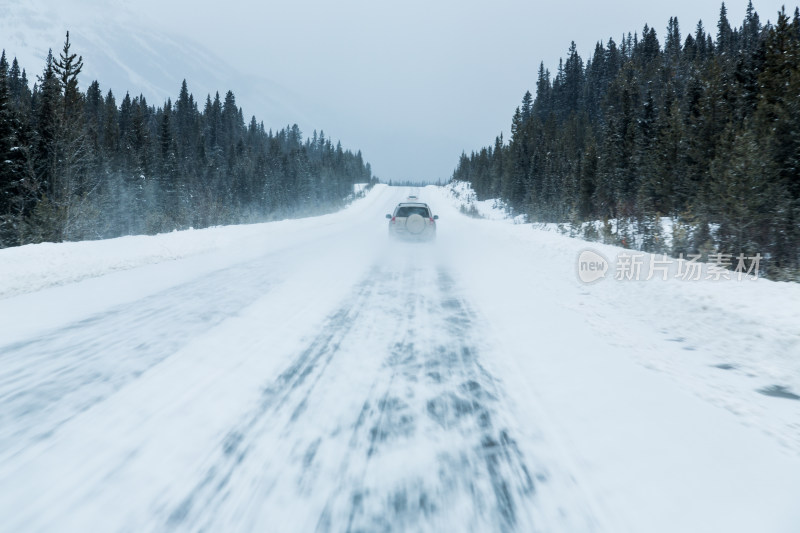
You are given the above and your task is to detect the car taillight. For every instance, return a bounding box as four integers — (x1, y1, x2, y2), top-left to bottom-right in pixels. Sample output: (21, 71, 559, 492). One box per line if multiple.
(429, 218, 435, 223)
(391, 217, 396, 224)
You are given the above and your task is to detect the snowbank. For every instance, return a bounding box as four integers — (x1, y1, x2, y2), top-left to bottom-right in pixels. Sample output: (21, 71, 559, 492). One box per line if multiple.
(431, 182, 800, 456)
(0, 187, 384, 300)
(443, 180, 513, 221)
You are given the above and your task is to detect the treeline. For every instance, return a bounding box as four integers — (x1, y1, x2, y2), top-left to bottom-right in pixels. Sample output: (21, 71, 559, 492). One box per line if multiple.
(0, 33, 375, 247)
(452, 2, 800, 279)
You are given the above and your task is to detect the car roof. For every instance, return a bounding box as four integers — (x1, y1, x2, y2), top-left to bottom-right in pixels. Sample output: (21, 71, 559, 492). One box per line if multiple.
(396, 202, 429, 207)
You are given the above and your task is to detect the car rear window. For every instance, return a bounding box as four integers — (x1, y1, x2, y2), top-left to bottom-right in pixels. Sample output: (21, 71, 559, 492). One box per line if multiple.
(395, 206, 430, 217)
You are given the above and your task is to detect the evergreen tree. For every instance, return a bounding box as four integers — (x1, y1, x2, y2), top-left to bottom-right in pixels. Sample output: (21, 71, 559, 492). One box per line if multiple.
(520, 90, 532, 122)
(0, 50, 21, 245)
(717, 3, 733, 55)
(33, 49, 61, 237)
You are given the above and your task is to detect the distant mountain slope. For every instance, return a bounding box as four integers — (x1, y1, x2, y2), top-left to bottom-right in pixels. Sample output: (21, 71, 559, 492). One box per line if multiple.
(0, 0, 307, 125)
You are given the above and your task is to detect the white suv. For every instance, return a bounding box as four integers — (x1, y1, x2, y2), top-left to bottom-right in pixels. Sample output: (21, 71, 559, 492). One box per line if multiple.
(386, 202, 438, 241)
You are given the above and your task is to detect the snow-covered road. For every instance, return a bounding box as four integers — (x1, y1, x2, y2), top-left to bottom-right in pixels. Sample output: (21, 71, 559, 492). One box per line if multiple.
(1, 185, 800, 532)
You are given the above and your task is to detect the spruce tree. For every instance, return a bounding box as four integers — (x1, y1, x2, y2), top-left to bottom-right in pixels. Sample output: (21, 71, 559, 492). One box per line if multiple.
(0, 50, 17, 244)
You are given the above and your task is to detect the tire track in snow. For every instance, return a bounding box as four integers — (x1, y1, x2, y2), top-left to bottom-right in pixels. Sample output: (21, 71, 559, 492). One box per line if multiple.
(163, 268, 381, 530)
(319, 268, 538, 533)
(0, 254, 278, 464)
(161, 262, 574, 532)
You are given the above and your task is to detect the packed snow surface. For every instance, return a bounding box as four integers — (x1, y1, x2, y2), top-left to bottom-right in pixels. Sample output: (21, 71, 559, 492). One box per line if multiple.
(1, 184, 800, 532)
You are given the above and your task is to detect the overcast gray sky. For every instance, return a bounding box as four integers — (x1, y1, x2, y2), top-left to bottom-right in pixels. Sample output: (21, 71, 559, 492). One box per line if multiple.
(8, 0, 793, 182)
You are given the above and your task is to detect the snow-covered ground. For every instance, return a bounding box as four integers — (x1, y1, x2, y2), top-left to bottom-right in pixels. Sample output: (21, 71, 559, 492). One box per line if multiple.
(444, 180, 689, 252)
(445, 180, 515, 221)
(1, 184, 799, 532)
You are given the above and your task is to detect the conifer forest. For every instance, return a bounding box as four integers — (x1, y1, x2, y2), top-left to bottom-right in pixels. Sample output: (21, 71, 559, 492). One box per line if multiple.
(452, 3, 800, 279)
(0, 34, 375, 248)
